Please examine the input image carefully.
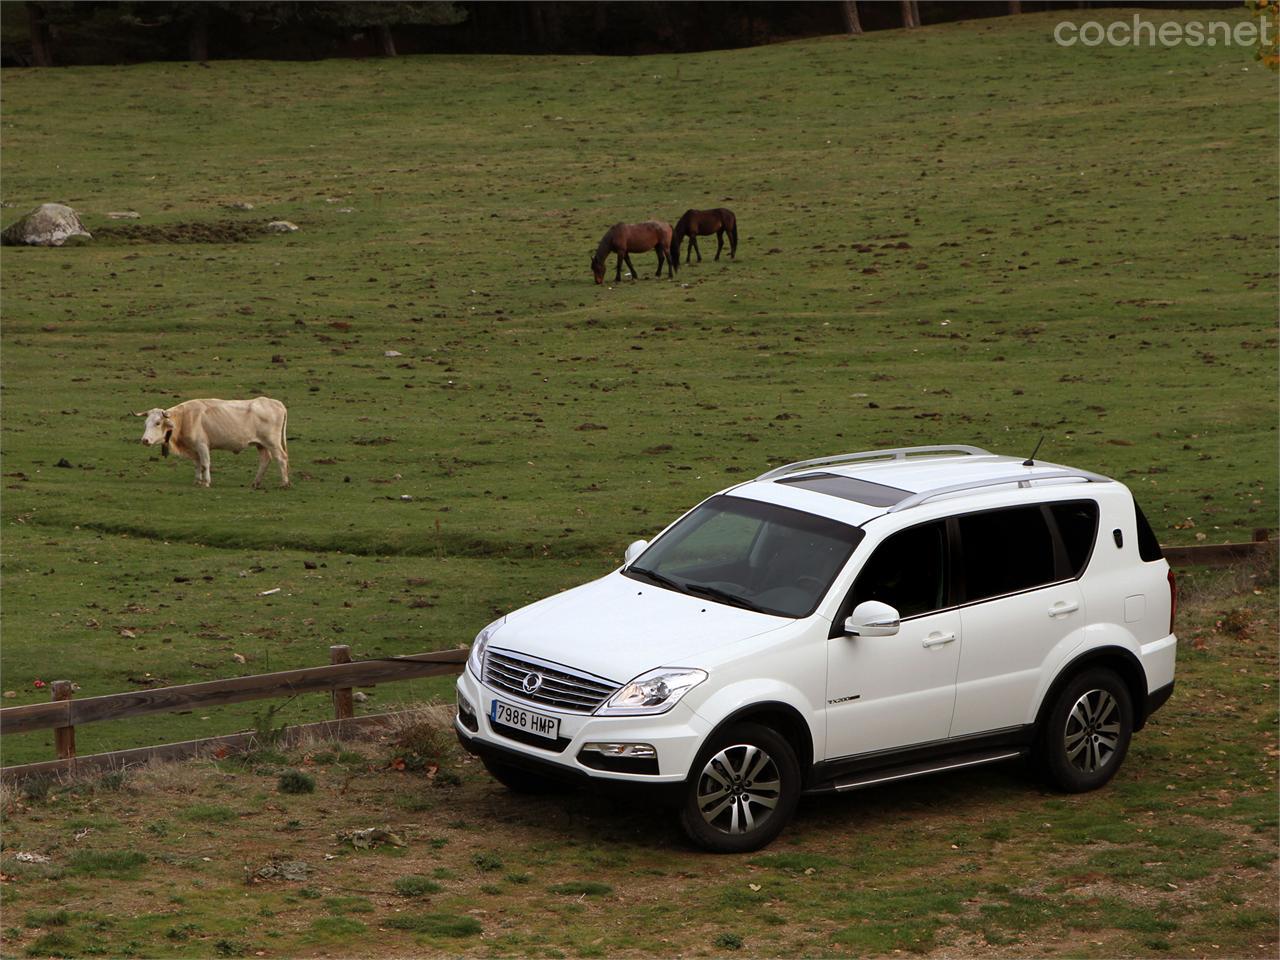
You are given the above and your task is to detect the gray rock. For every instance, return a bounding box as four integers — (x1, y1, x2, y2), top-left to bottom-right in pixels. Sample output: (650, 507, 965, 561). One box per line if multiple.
(265, 220, 299, 233)
(106, 211, 140, 219)
(255, 859, 310, 881)
(225, 201, 255, 211)
(1, 203, 92, 247)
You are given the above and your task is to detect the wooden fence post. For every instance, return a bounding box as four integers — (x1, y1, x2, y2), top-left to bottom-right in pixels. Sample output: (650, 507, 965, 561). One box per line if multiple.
(51, 680, 75, 760)
(330, 645, 354, 720)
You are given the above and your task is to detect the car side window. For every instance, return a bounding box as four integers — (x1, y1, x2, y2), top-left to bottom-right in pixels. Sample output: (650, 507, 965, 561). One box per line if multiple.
(851, 521, 948, 619)
(957, 506, 1057, 602)
(1049, 501, 1099, 578)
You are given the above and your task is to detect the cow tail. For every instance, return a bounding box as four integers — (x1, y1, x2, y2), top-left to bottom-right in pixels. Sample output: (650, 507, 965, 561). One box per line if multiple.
(280, 405, 288, 455)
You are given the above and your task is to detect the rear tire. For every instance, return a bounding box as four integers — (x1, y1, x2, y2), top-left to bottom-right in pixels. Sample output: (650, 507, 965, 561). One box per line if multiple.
(1039, 668, 1133, 793)
(482, 757, 566, 794)
(679, 722, 800, 854)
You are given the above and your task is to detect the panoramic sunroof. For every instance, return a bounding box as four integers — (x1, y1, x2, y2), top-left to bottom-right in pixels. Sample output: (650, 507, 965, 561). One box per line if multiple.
(775, 472, 912, 507)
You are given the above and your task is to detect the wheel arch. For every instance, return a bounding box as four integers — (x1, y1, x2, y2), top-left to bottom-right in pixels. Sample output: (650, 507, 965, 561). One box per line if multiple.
(1034, 645, 1150, 732)
(698, 700, 815, 785)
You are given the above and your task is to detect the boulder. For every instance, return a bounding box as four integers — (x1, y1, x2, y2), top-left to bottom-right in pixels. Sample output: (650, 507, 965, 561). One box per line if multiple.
(265, 220, 299, 233)
(1, 203, 92, 247)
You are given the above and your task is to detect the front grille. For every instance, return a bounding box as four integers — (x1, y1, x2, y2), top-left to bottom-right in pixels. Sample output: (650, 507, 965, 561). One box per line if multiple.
(483, 649, 619, 714)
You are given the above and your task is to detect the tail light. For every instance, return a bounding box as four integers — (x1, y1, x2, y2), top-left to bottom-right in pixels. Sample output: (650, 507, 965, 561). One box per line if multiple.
(1167, 568, 1178, 635)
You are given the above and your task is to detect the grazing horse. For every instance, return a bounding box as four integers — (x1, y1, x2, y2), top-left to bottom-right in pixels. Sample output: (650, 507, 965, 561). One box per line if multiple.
(672, 208, 738, 264)
(590, 221, 673, 284)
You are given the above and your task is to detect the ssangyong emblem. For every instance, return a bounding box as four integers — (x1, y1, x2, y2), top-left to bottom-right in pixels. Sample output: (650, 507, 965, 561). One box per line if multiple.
(522, 672, 543, 694)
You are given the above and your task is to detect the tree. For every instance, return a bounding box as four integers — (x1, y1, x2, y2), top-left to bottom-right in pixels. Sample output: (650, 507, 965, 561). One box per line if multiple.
(1249, 0, 1278, 70)
(311, 2, 465, 57)
(1008, 1, 1022, 14)
(841, 0, 862, 36)
(900, 0, 921, 29)
(25, 2, 52, 65)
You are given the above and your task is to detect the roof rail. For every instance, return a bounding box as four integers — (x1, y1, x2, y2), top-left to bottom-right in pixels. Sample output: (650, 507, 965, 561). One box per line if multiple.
(886, 469, 1110, 513)
(755, 444, 993, 482)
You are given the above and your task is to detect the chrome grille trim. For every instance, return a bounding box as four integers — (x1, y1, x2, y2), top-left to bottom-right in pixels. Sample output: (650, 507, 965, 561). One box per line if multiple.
(482, 648, 620, 714)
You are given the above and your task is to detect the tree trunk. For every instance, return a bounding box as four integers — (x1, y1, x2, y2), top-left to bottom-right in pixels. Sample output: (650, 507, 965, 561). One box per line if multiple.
(26, 2, 52, 67)
(592, 0, 607, 39)
(377, 23, 396, 57)
(542, 2, 563, 50)
(841, 0, 863, 35)
(901, 0, 921, 29)
(188, 10, 209, 61)
(1008, 1, 1022, 13)
(527, 4, 546, 48)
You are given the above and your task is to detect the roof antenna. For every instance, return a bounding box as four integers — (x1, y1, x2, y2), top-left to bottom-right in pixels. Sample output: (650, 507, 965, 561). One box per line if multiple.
(1023, 434, 1045, 467)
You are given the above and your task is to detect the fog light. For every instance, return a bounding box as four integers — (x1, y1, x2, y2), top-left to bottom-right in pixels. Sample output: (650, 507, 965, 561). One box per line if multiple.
(580, 742, 656, 758)
(457, 693, 478, 732)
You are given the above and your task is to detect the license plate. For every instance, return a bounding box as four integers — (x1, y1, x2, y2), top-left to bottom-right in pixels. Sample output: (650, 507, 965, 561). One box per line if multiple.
(490, 699, 560, 740)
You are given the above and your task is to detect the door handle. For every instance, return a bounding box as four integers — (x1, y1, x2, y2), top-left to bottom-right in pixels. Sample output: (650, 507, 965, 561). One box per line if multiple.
(921, 632, 956, 648)
(1048, 600, 1080, 618)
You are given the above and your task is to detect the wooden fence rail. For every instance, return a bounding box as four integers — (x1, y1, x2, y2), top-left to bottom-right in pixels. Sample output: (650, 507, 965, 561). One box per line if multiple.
(0, 644, 467, 782)
(0, 647, 467, 737)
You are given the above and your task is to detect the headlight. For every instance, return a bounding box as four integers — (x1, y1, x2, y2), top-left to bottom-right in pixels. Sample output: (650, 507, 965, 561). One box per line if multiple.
(597, 667, 707, 716)
(467, 617, 505, 678)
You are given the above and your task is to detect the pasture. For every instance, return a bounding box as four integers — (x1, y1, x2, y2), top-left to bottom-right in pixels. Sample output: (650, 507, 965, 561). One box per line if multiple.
(1, 7, 1277, 957)
(0, 0, 1276, 866)
(1, 563, 1276, 957)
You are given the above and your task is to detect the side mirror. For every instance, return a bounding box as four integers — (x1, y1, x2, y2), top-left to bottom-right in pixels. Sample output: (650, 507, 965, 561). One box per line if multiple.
(843, 600, 900, 637)
(624, 539, 649, 566)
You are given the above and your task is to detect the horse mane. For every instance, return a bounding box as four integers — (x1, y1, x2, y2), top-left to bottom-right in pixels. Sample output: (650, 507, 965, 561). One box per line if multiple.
(593, 229, 616, 264)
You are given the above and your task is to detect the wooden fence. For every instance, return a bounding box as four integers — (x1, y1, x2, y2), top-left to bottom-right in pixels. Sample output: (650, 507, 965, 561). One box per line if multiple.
(0, 644, 467, 783)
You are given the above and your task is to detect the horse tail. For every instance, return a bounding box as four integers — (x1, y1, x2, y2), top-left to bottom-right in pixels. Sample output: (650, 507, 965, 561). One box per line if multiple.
(728, 214, 738, 251)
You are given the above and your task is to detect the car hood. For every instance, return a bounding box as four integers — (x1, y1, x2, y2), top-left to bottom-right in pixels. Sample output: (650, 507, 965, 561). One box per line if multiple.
(492, 570, 791, 683)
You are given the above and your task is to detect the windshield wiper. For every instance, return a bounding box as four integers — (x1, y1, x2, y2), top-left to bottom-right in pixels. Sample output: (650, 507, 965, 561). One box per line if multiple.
(682, 582, 770, 614)
(627, 566, 686, 594)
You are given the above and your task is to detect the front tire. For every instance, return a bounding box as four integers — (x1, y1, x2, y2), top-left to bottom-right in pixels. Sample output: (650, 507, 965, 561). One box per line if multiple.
(679, 722, 800, 853)
(1039, 668, 1133, 793)
(482, 756, 566, 794)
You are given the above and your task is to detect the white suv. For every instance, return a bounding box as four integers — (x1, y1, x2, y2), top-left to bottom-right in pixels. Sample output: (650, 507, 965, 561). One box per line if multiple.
(455, 445, 1178, 852)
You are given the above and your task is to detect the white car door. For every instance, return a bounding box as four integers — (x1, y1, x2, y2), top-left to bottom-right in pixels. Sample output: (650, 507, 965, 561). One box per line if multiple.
(951, 504, 1087, 737)
(824, 520, 961, 760)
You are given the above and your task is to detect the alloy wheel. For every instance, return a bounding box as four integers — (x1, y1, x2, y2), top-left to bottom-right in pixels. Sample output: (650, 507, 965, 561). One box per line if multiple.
(1064, 688, 1121, 774)
(695, 743, 782, 835)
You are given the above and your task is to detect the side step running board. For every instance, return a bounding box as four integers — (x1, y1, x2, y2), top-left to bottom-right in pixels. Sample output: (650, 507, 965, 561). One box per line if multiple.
(828, 749, 1026, 793)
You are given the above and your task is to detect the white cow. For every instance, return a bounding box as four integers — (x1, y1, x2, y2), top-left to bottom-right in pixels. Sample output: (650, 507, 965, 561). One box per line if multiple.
(136, 397, 289, 488)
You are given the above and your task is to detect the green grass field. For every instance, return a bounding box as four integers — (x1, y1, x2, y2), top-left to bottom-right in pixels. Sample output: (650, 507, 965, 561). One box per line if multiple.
(1, 9, 1276, 769)
(1, 563, 1276, 958)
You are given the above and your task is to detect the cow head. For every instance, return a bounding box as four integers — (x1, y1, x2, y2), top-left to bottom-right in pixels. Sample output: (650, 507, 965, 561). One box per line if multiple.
(136, 408, 175, 456)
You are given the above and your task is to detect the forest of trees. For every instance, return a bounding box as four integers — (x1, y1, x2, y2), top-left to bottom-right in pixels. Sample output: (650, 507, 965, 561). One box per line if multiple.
(2, 1, 1242, 66)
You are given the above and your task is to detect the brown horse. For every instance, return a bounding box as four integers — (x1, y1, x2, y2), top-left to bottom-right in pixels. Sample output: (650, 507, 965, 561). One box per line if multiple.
(591, 221, 673, 284)
(671, 208, 738, 264)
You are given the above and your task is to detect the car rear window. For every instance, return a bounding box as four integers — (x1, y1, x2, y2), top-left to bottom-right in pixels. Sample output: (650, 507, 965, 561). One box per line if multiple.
(1133, 501, 1164, 561)
(1050, 501, 1100, 578)
(958, 506, 1057, 602)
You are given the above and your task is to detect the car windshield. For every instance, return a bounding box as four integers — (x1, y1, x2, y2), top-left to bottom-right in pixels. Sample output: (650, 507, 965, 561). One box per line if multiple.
(625, 494, 865, 618)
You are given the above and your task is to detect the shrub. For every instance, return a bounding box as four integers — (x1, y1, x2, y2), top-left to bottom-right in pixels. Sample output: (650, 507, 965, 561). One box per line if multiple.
(471, 852, 503, 872)
(714, 932, 744, 950)
(393, 875, 442, 897)
(383, 913, 481, 936)
(277, 771, 316, 795)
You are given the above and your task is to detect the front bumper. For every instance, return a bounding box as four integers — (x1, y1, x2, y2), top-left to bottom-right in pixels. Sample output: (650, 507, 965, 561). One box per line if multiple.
(455, 667, 709, 786)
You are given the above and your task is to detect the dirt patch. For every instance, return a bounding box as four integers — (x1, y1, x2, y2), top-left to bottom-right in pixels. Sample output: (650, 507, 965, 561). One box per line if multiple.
(93, 219, 263, 244)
